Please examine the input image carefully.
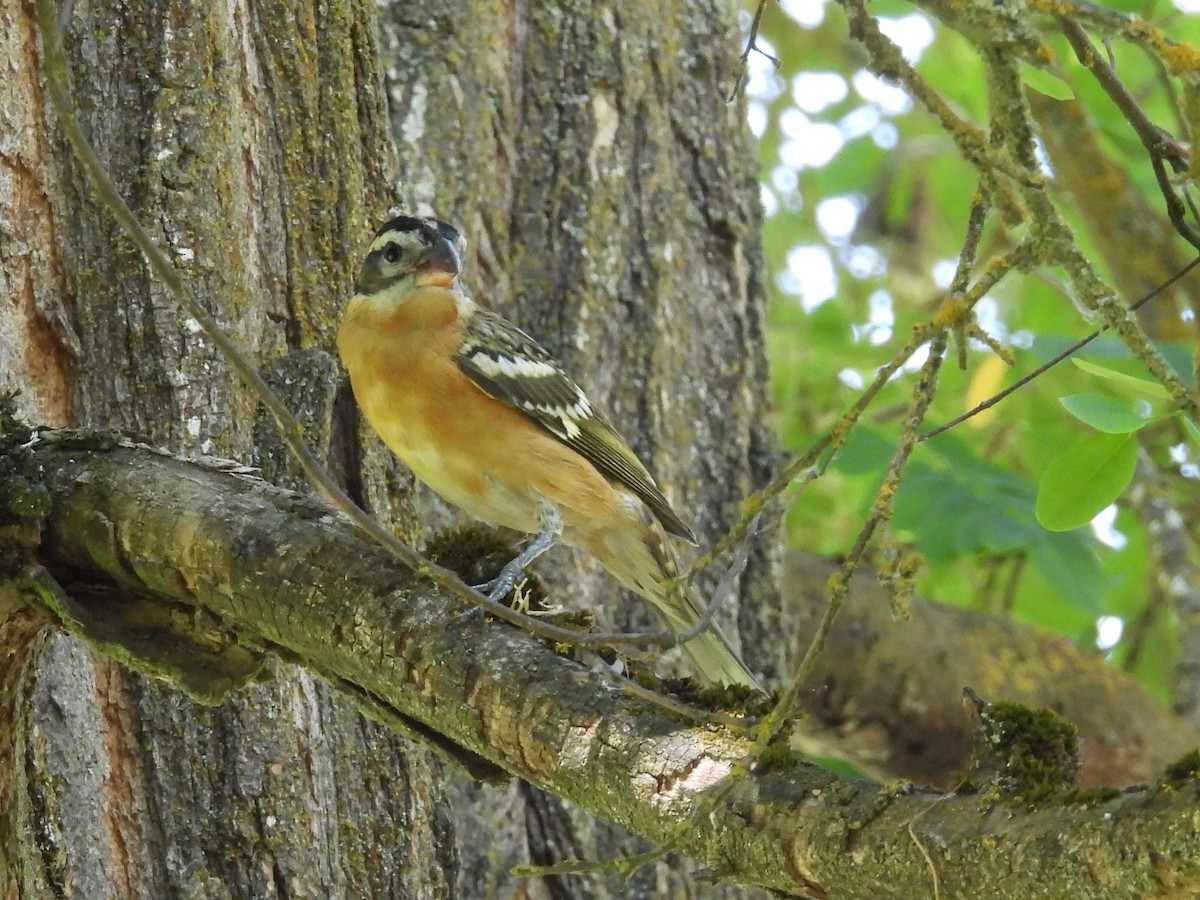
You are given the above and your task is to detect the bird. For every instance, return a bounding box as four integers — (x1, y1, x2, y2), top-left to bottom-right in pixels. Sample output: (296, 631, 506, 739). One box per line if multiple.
(336, 214, 762, 690)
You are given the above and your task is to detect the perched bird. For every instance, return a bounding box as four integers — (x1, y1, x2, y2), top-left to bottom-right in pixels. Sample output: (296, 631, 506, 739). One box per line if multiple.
(336, 214, 761, 689)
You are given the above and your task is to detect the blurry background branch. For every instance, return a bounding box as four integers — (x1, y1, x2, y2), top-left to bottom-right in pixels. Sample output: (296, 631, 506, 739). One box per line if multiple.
(3, 0, 1200, 893)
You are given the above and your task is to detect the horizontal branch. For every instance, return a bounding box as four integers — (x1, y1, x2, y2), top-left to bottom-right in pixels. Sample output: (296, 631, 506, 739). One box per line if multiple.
(5, 432, 1200, 896)
(782, 552, 1200, 789)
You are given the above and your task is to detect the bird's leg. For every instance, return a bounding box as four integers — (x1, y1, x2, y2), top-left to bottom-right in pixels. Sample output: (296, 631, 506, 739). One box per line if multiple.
(474, 503, 563, 604)
(477, 531, 557, 602)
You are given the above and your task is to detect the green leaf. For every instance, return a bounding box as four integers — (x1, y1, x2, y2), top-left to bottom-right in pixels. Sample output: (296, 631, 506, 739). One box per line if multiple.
(1071, 359, 1172, 401)
(1028, 533, 1108, 615)
(832, 427, 894, 475)
(1036, 432, 1139, 532)
(955, 504, 1039, 555)
(1059, 393, 1149, 433)
(892, 468, 976, 562)
(1020, 62, 1075, 100)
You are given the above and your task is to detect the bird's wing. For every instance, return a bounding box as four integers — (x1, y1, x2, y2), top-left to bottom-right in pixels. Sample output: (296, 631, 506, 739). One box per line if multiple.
(455, 306, 696, 543)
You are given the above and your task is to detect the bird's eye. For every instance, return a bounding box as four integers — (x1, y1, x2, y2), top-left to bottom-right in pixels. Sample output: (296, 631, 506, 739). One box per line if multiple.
(383, 245, 402, 264)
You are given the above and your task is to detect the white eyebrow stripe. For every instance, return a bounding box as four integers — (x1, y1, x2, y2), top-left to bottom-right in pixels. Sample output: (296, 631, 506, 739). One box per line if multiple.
(369, 229, 424, 254)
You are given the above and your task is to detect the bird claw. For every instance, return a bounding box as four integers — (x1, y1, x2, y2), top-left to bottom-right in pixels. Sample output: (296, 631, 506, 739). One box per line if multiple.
(454, 529, 560, 621)
(452, 574, 526, 624)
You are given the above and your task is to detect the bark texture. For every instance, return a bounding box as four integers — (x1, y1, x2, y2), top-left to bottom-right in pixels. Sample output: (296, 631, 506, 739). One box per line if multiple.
(4, 0, 461, 895)
(2, 0, 779, 897)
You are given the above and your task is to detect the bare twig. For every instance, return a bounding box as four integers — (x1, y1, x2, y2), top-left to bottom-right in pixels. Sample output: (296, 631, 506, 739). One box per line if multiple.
(753, 329, 950, 749)
(839, 0, 1034, 220)
(1028, 0, 1200, 91)
(683, 325, 926, 585)
(608, 670, 758, 731)
(920, 256, 1200, 441)
(951, 189, 993, 294)
(729, 0, 777, 102)
(687, 231, 1026, 585)
(1060, 17, 1187, 163)
(838, 0, 1198, 424)
(908, 793, 952, 900)
(1059, 17, 1200, 250)
(673, 514, 761, 644)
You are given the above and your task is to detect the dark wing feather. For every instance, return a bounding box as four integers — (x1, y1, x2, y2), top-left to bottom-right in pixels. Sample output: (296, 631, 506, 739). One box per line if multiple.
(455, 308, 696, 543)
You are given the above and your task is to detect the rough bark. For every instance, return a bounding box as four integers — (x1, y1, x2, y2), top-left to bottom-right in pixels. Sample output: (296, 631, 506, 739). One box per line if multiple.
(4, 434, 1200, 898)
(3, 0, 780, 897)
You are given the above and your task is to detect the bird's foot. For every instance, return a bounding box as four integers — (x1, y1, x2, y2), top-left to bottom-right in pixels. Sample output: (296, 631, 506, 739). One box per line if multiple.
(456, 530, 559, 619)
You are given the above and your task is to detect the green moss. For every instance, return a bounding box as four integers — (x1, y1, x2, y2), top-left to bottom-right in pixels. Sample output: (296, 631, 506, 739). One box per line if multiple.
(1160, 748, 1200, 787)
(755, 738, 804, 774)
(959, 693, 1081, 805)
(647, 676, 774, 719)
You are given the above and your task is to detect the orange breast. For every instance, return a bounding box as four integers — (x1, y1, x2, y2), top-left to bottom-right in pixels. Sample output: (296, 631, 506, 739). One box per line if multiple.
(337, 290, 620, 536)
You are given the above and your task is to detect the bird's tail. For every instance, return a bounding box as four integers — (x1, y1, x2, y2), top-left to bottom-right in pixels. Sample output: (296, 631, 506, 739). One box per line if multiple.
(654, 588, 764, 692)
(584, 510, 763, 691)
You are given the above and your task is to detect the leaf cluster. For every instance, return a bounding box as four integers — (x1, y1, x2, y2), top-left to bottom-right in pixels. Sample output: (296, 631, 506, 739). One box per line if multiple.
(750, 0, 1200, 699)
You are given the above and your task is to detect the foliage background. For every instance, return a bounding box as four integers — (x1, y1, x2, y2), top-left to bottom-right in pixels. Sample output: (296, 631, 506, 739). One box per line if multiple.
(749, 0, 1200, 706)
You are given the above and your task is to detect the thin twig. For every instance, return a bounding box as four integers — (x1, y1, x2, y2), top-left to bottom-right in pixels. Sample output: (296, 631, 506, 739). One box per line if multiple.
(946, 189, 994, 369)
(1059, 17, 1183, 161)
(673, 514, 761, 645)
(685, 233, 1026, 585)
(839, 0, 1035, 219)
(608, 670, 758, 731)
(753, 329, 950, 750)
(1059, 17, 1200, 250)
(729, 0, 775, 102)
(685, 299, 960, 584)
(684, 192, 1023, 584)
(1029, 0, 1195, 68)
(839, 0, 1197, 424)
(920, 254, 1200, 441)
(908, 793, 952, 900)
(951, 188, 993, 295)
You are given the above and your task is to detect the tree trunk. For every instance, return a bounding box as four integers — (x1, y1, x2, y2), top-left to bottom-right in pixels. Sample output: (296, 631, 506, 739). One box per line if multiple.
(2, 0, 778, 896)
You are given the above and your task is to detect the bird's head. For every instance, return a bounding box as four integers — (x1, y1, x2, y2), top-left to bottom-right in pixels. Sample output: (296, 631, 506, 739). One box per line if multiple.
(354, 215, 465, 296)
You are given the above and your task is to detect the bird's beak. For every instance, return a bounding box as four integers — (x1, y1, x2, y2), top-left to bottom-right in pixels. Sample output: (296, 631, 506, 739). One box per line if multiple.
(416, 236, 461, 287)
